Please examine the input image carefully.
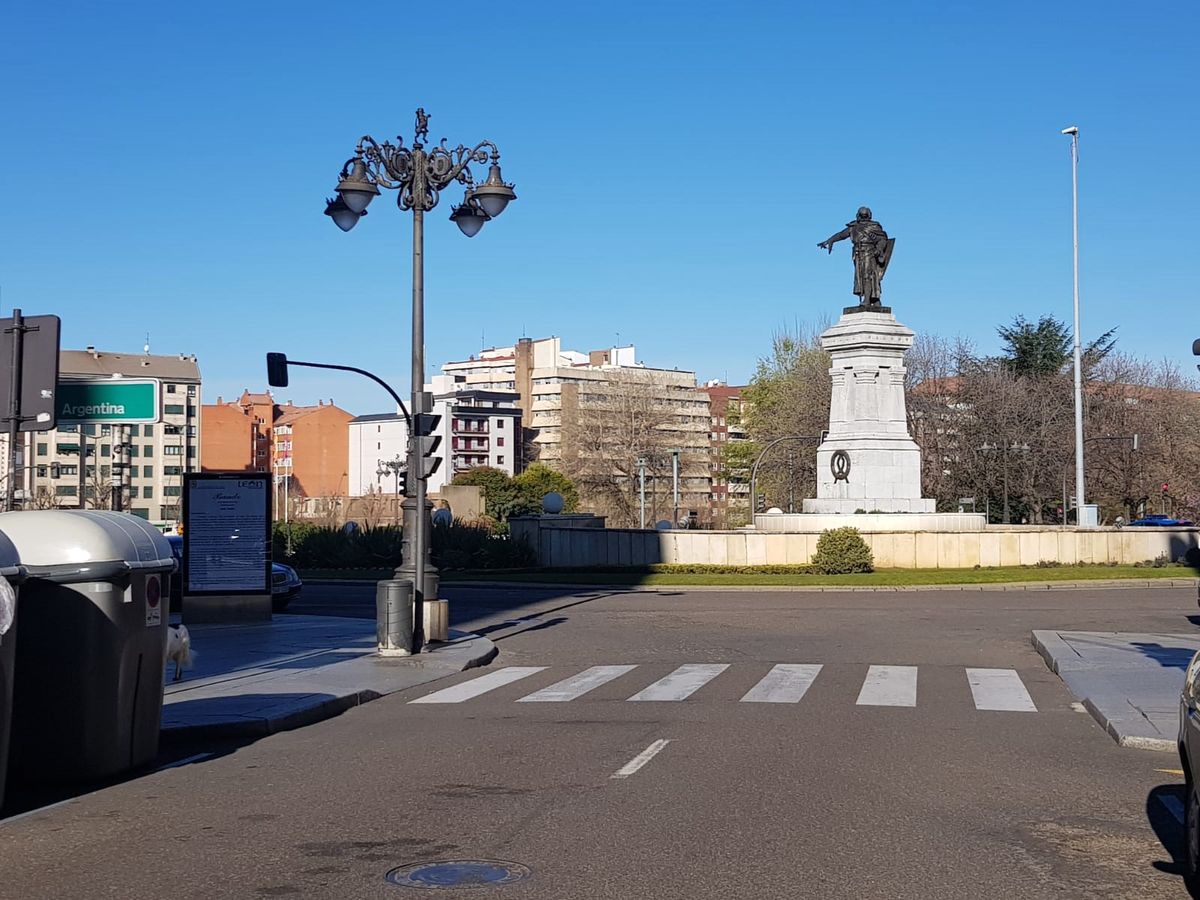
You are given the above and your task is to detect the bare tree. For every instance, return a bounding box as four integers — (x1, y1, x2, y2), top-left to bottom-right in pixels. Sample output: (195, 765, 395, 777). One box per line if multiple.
(29, 486, 62, 510)
(562, 370, 708, 527)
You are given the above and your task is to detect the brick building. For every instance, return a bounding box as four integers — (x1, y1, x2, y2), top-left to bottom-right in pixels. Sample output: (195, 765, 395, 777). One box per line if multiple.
(702, 382, 750, 527)
(201, 391, 353, 504)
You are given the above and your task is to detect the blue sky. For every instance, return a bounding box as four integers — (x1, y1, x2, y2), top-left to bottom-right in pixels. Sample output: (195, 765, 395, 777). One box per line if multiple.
(2, 1, 1195, 414)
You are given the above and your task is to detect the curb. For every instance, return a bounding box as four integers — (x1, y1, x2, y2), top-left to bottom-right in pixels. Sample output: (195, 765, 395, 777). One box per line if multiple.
(160, 633, 497, 744)
(1032, 630, 1179, 754)
(440, 578, 1199, 593)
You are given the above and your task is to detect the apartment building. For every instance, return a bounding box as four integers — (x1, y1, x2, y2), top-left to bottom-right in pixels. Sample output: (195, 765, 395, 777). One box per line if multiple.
(19, 348, 201, 523)
(347, 389, 523, 497)
(440, 337, 710, 525)
(703, 381, 751, 527)
(201, 391, 353, 500)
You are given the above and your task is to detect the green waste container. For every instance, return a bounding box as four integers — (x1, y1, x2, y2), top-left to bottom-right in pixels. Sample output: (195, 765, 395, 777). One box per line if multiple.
(0, 530, 25, 809)
(0, 511, 175, 783)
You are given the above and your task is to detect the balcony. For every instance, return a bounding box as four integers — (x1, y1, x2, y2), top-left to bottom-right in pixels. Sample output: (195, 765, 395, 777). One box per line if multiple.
(452, 437, 489, 452)
(452, 418, 489, 435)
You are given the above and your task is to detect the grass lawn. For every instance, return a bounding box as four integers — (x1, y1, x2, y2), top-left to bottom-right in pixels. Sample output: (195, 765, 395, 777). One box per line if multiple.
(300, 565, 1197, 587)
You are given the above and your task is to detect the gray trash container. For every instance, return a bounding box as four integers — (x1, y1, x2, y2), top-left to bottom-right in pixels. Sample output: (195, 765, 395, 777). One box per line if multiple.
(0, 510, 176, 783)
(0, 530, 25, 810)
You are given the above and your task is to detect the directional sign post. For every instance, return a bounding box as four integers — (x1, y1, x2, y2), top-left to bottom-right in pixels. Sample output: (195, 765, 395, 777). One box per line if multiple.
(56, 379, 160, 425)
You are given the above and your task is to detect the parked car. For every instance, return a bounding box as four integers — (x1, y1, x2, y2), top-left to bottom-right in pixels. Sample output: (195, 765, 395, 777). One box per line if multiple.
(1178, 652, 1200, 888)
(1129, 514, 1194, 527)
(166, 535, 302, 612)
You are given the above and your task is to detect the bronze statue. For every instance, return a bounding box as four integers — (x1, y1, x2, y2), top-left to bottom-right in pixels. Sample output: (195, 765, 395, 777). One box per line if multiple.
(414, 108, 430, 145)
(818, 207, 895, 308)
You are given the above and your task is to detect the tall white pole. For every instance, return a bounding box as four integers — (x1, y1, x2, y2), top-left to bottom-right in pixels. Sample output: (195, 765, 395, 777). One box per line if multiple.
(1065, 126, 1085, 526)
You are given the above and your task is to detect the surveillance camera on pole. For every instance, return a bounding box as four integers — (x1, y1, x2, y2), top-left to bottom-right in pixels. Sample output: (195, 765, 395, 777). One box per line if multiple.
(1061, 125, 1078, 135)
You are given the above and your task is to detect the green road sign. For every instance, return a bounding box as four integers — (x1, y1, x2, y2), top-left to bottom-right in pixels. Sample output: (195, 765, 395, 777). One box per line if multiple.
(56, 379, 160, 424)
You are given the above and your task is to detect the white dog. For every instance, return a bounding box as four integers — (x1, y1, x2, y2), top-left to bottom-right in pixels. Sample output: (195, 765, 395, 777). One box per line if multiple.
(166, 624, 195, 682)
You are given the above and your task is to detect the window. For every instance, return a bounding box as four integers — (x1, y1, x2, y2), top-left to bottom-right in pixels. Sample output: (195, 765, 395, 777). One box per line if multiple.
(187, 447, 196, 458)
(164, 446, 182, 456)
(128, 425, 139, 437)
(36, 465, 47, 477)
(56, 443, 80, 455)
(186, 385, 196, 397)
(59, 464, 78, 476)
(101, 425, 111, 436)
(165, 424, 181, 435)
(164, 404, 185, 415)
(187, 425, 197, 437)
(163, 466, 182, 476)
(59, 424, 79, 434)
(497, 437, 505, 447)
(101, 445, 111, 458)
(127, 445, 138, 457)
(143, 486, 154, 499)
(166, 383, 177, 393)
(143, 425, 154, 437)
(101, 465, 110, 477)
(377, 442, 381, 450)
(497, 455, 505, 465)
(164, 486, 182, 497)
(142, 445, 153, 458)
(36, 443, 47, 457)
(86, 466, 95, 478)
(143, 465, 153, 478)
(495, 418, 504, 429)
(55, 485, 78, 496)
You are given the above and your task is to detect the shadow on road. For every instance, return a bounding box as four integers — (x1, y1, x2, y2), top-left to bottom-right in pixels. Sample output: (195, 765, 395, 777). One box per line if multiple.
(1147, 783, 1198, 897)
(1132, 642, 1196, 670)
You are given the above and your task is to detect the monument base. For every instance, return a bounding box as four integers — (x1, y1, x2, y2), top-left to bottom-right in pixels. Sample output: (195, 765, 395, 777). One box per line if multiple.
(756, 512, 985, 533)
(803, 497, 936, 514)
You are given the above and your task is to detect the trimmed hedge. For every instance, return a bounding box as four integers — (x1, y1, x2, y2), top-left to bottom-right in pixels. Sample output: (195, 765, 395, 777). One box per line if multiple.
(272, 520, 535, 570)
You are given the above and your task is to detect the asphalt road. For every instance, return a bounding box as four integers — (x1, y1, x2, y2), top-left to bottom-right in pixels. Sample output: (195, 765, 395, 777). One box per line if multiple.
(2, 583, 1197, 899)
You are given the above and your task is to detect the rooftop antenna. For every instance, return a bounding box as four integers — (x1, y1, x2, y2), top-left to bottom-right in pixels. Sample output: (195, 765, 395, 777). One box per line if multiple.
(616, 331, 620, 348)
(143, 333, 151, 355)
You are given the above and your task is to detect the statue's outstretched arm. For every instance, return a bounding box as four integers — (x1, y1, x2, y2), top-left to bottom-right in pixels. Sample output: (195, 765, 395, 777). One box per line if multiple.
(817, 227, 852, 252)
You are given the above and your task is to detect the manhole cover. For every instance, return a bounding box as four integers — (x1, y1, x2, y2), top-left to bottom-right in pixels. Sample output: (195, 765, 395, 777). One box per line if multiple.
(385, 860, 532, 889)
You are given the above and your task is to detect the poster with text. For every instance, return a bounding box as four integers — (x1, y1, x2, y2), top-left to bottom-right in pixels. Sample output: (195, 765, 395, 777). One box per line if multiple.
(183, 473, 271, 594)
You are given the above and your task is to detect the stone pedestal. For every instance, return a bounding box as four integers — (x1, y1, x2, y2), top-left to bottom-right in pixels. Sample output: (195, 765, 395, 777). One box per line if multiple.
(802, 309, 936, 515)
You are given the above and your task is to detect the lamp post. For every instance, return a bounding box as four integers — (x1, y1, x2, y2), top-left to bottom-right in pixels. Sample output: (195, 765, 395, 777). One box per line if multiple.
(1062, 125, 1086, 527)
(979, 441, 1030, 524)
(326, 108, 515, 651)
(376, 454, 404, 525)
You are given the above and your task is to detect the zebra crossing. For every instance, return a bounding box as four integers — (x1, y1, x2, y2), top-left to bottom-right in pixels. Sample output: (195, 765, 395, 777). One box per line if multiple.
(409, 663, 1040, 711)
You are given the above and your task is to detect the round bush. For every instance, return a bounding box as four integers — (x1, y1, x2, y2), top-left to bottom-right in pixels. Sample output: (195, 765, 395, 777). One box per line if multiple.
(811, 527, 874, 574)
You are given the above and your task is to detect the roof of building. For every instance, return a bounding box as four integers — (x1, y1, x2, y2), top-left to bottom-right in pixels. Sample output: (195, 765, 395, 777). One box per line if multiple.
(350, 413, 406, 424)
(240, 390, 273, 405)
(61, 349, 201, 381)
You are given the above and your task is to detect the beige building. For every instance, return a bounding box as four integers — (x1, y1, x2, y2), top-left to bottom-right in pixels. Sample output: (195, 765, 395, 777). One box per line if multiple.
(441, 337, 710, 526)
(15, 348, 201, 523)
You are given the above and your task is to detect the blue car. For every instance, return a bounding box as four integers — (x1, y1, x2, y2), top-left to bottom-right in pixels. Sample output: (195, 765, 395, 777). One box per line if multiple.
(166, 535, 302, 612)
(1128, 514, 1194, 527)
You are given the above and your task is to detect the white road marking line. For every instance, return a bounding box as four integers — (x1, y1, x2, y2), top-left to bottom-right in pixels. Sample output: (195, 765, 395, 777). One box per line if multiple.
(966, 668, 1038, 712)
(626, 664, 729, 702)
(157, 752, 213, 771)
(1159, 794, 1185, 825)
(856, 665, 918, 707)
(409, 667, 546, 704)
(740, 664, 823, 703)
(517, 665, 638, 702)
(611, 739, 670, 779)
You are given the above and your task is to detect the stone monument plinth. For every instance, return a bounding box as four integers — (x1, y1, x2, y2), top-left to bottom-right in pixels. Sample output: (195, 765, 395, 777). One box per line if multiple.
(802, 309, 936, 514)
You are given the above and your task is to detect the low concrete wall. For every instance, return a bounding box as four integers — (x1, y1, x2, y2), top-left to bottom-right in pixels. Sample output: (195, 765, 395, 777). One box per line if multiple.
(515, 520, 1200, 569)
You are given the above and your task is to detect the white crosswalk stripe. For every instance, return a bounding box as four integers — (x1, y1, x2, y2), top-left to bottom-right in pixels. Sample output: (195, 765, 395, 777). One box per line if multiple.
(517, 665, 638, 702)
(740, 664, 823, 703)
(626, 664, 729, 702)
(966, 668, 1038, 712)
(856, 665, 918, 707)
(409, 666, 546, 704)
(407, 663, 1042, 712)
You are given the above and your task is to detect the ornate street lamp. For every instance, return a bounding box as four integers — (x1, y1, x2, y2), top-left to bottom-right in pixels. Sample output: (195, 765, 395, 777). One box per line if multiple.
(326, 108, 515, 652)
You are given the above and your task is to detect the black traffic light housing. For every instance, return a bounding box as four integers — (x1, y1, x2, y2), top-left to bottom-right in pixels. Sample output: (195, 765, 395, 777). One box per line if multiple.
(49, 462, 60, 479)
(1193, 338, 1200, 372)
(266, 352, 289, 388)
(414, 413, 442, 480)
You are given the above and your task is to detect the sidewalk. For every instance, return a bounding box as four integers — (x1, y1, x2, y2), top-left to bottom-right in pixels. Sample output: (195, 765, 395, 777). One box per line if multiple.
(162, 615, 496, 741)
(1032, 629, 1200, 752)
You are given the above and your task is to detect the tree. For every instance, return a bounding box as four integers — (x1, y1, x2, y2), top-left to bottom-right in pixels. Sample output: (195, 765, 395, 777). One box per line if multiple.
(740, 323, 831, 512)
(513, 463, 579, 513)
(452, 466, 529, 520)
(996, 314, 1116, 377)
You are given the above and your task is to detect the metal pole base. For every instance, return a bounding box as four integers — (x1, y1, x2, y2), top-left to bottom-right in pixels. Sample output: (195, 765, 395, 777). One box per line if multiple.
(376, 579, 413, 656)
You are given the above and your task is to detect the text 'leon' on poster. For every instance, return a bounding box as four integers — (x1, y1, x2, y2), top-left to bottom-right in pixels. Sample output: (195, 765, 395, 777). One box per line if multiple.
(182, 473, 271, 594)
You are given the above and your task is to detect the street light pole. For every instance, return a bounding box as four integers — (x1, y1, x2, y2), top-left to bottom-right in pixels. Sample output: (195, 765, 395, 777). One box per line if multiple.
(327, 109, 515, 651)
(1063, 125, 1086, 526)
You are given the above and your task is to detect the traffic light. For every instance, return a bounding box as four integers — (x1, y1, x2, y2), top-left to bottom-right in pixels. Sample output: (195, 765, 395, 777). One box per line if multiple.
(49, 462, 60, 479)
(413, 413, 442, 480)
(266, 352, 289, 388)
(397, 469, 408, 496)
(1193, 338, 1200, 371)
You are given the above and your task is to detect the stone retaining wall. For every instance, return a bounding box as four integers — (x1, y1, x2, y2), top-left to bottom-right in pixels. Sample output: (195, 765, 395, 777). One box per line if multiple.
(511, 519, 1200, 569)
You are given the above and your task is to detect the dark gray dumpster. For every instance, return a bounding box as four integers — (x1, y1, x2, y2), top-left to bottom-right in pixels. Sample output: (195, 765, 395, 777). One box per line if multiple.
(0, 511, 175, 783)
(0, 530, 25, 810)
